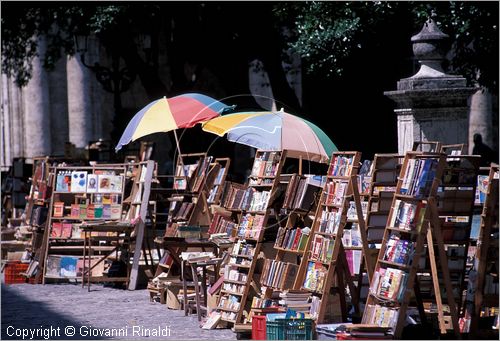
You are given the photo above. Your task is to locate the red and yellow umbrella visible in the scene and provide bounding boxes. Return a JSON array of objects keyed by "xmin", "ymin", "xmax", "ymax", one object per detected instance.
[{"xmin": 115, "ymin": 93, "xmax": 231, "ymax": 152}]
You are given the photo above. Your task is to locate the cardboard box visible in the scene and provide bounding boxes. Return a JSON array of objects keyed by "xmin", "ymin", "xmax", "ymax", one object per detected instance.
[
  {"xmin": 207, "ymin": 292, "xmax": 219, "ymax": 312},
  {"xmin": 166, "ymin": 283, "xmax": 182, "ymax": 310}
]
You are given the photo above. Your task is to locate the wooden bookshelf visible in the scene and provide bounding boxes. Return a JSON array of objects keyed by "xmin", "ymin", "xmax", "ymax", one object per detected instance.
[
  {"xmin": 165, "ymin": 153, "xmax": 214, "ymax": 237},
  {"xmin": 207, "ymin": 158, "xmax": 231, "ymax": 206},
  {"xmin": 214, "ymin": 150, "xmax": 287, "ymax": 326},
  {"xmin": 294, "ymin": 151, "xmax": 373, "ymax": 323},
  {"xmin": 244, "ymin": 171, "xmax": 324, "ymax": 318},
  {"xmin": 467, "ymin": 164, "xmax": 499, "ymax": 336},
  {"xmin": 42, "ymin": 164, "xmax": 128, "ymax": 284},
  {"xmin": 20, "ymin": 157, "xmax": 54, "ymax": 282},
  {"xmin": 364, "ymin": 154, "xmax": 403, "ymax": 249},
  {"xmin": 123, "ymin": 160, "xmax": 156, "ymax": 290},
  {"xmin": 361, "ymin": 151, "xmax": 462, "ymax": 339},
  {"xmin": 415, "ymin": 155, "xmax": 480, "ymax": 319}
]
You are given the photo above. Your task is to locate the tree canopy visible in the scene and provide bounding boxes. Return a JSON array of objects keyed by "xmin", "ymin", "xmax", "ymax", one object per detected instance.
[{"xmin": 274, "ymin": 1, "xmax": 499, "ymax": 90}]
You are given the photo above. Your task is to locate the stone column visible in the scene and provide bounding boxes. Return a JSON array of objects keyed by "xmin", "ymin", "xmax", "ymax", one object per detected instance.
[
  {"xmin": 469, "ymin": 88, "xmax": 494, "ymax": 154},
  {"xmin": 67, "ymin": 52, "xmax": 92, "ymax": 148},
  {"xmin": 9, "ymin": 77, "xmax": 24, "ymax": 159},
  {"xmin": 23, "ymin": 37, "xmax": 52, "ymax": 158},
  {"xmin": 384, "ymin": 19, "xmax": 475, "ymax": 154},
  {"xmin": 1, "ymin": 74, "xmax": 12, "ymax": 168},
  {"xmin": 48, "ymin": 51, "xmax": 69, "ymax": 156}
]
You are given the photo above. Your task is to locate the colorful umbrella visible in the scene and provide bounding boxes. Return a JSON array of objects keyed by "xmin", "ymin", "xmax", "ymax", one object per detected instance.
[
  {"xmin": 201, "ymin": 110, "xmax": 337, "ymax": 163},
  {"xmin": 115, "ymin": 93, "xmax": 231, "ymax": 152}
]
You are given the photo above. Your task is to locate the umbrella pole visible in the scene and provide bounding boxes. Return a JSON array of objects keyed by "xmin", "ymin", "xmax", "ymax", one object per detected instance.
[{"xmin": 173, "ymin": 129, "xmax": 191, "ymax": 192}]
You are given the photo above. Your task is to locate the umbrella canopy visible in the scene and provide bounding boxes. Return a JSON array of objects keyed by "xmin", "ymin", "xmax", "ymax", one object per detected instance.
[
  {"xmin": 202, "ymin": 111, "xmax": 337, "ymax": 163},
  {"xmin": 115, "ymin": 93, "xmax": 231, "ymax": 152}
]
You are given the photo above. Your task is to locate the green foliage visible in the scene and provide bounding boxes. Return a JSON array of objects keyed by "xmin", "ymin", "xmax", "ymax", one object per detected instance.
[
  {"xmin": 1, "ymin": 4, "xmax": 160, "ymax": 87},
  {"xmin": 274, "ymin": 1, "xmax": 498, "ymax": 90}
]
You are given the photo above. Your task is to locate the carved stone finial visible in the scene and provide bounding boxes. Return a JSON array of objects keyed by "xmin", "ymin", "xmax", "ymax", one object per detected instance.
[{"xmin": 410, "ymin": 18, "xmax": 449, "ymax": 78}]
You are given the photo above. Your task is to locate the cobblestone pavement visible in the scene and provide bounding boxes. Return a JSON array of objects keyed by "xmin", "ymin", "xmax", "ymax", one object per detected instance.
[{"xmin": 2, "ymin": 284, "xmax": 237, "ymax": 340}]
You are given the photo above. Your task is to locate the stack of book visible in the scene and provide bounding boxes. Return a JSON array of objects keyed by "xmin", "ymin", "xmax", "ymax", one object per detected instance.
[
  {"xmin": 328, "ymin": 155, "xmax": 356, "ymax": 177},
  {"xmin": 222, "ymin": 184, "xmax": 248, "ymax": 210},
  {"xmin": 283, "ymin": 175, "xmax": 323, "ymax": 211},
  {"xmin": 223, "ymin": 265, "xmax": 248, "ymax": 282},
  {"xmin": 250, "ymin": 151, "xmax": 281, "ymax": 178},
  {"xmin": 319, "ymin": 208, "xmax": 342, "ymax": 234},
  {"xmin": 171, "ymin": 202, "xmax": 194, "ymax": 221},
  {"xmin": 303, "ymin": 261, "xmax": 328, "ymax": 293},
  {"xmin": 260, "ymin": 260, "xmax": 298, "ymax": 290},
  {"xmin": 362, "ymin": 305, "xmax": 400, "ymax": 329},
  {"xmin": 370, "ymin": 267, "xmax": 408, "ymax": 302},
  {"xmin": 310, "ymin": 235, "xmax": 335, "ymax": 263},
  {"xmin": 400, "ymin": 158, "xmax": 438, "ymax": 198},
  {"xmin": 218, "ymin": 294, "xmax": 241, "ymax": 311},
  {"xmin": 237, "ymin": 214, "xmax": 265, "ymax": 239},
  {"xmin": 173, "ymin": 163, "xmax": 198, "ymax": 190},
  {"xmin": 207, "ymin": 167, "xmax": 226, "ymax": 203},
  {"xmin": 389, "ymin": 200, "xmax": 426, "ymax": 231},
  {"xmin": 208, "ymin": 212, "xmax": 237, "ymax": 236},
  {"xmin": 346, "ymin": 201, "xmax": 368, "ymax": 221},
  {"xmin": 231, "ymin": 239, "xmax": 256, "ymax": 257},
  {"xmin": 275, "ymin": 226, "xmax": 310, "ymax": 252},
  {"xmin": 382, "ymin": 234, "xmax": 415, "ymax": 266},
  {"xmin": 342, "ymin": 225, "xmax": 362, "ymax": 247},
  {"xmin": 278, "ymin": 290, "xmax": 312, "ymax": 314},
  {"xmin": 191, "ymin": 156, "xmax": 213, "ymax": 193},
  {"xmin": 241, "ymin": 189, "xmax": 270, "ymax": 212},
  {"xmin": 345, "ymin": 249, "xmax": 362, "ymax": 276},
  {"xmin": 324, "ymin": 180, "xmax": 348, "ymax": 206}
]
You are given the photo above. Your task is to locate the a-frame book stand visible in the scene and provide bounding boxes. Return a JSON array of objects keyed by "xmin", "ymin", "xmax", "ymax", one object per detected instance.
[
  {"xmin": 362, "ymin": 151, "xmax": 462, "ymax": 339},
  {"xmin": 124, "ymin": 160, "xmax": 155, "ymax": 290},
  {"xmin": 166, "ymin": 153, "xmax": 213, "ymax": 236},
  {"xmin": 215, "ymin": 150, "xmax": 287, "ymax": 326},
  {"xmin": 468, "ymin": 164, "xmax": 499, "ymax": 337},
  {"xmin": 207, "ymin": 158, "xmax": 231, "ymax": 206},
  {"xmin": 250, "ymin": 160, "xmax": 324, "ymax": 317},
  {"xmin": 420, "ymin": 155, "xmax": 480, "ymax": 328},
  {"xmin": 295, "ymin": 151, "xmax": 372, "ymax": 323},
  {"xmin": 364, "ymin": 154, "xmax": 404, "ymax": 275}
]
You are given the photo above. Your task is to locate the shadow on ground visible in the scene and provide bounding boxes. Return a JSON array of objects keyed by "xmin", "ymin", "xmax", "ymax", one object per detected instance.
[{"xmin": 1, "ymin": 284, "xmax": 108, "ymax": 340}]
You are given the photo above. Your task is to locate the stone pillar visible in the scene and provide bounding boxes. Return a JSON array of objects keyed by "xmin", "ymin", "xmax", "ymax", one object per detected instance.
[
  {"xmin": 469, "ymin": 88, "xmax": 494, "ymax": 154},
  {"xmin": 384, "ymin": 18, "xmax": 475, "ymax": 154},
  {"xmin": 9, "ymin": 77, "xmax": 24, "ymax": 159},
  {"xmin": 23, "ymin": 37, "xmax": 52, "ymax": 158},
  {"xmin": 1, "ymin": 74, "xmax": 12, "ymax": 168},
  {"xmin": 67, "ymin": 52, "xmax": 92, "ymax": 148},
  {"xmin": 48, "ymin": 51, "xmax": 69, "ymax": 156}
]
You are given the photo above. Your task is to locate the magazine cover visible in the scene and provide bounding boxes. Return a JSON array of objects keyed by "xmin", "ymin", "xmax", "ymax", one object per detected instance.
[
  {"xmin": 70, "ymin": 171, "xmax": 88, "ymax": 192},
  {"xmin": 87, "ymin": 174, "xmax": 99, "ymax": 193}
]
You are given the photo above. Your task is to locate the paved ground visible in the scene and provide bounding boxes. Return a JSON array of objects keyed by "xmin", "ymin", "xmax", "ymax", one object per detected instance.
[{"xmin": 2, "ymin": 283, "xmax": 237, "ymax": 340}]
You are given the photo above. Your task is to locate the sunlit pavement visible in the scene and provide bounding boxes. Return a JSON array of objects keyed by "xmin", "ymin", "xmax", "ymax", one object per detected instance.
[{"xmin": 1, "ymin": 284, "xmax": 236, "ymax": 340}]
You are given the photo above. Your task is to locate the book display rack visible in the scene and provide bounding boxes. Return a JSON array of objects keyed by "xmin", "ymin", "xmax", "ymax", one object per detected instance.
[
  {"xmin": 165, "ymin": 153, "xmax": 214, "ymax": 237},
  {"xmin": 245, "ymin": 171, "xmax": 324, "ymax": 319},
  {"xmin": 294, "ymin": 152, "xmax": 372, "ymax": 323},
  {"xmin": 42, "ymin": 165, "xmax": 127, "ymax": 284},
  {"xmin": 361, "ymin": 151, "xmax": 464, "ymax": 339},
  {"xmin": 22, "ymin": 157, "xmax": 54, "ymax": 282},
  {"xmin": 467, "ymin": 164, "xmax": 499, "ymax": 336},
  {"xmin": 214, "ymin": 150, "xmax": 286, "ymax": 327},
  {"xmin": 364, "ymin": 155, "xmax": 404, "ymax": 254},
  {"xmin": 207, "ymin": 158, "xmax": 231, "ymax": 206},
  {"xmin": 416, "ymin": 155, "xmax": 480, "ymax": 328},
  {"xmin": 122, "ymin": 160, "xmax": 156, "ymax": 290}
]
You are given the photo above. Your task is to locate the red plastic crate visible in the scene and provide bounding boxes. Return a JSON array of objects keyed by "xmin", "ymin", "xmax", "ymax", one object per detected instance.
[
  {"xmin": 252, "ymin": 315, "xmax": 267, "ymax": 340},
  {"xmin": 3, "ymin": 262, "xmax": 29, "ymax": 284}
]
